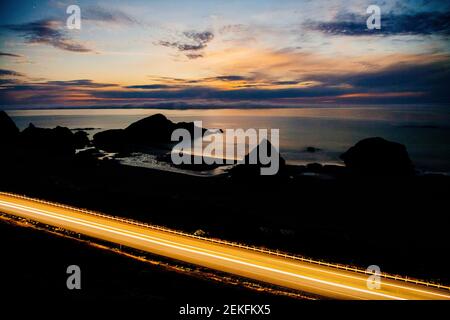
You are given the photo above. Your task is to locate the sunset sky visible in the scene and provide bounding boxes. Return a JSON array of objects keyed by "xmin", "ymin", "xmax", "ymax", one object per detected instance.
[{"xmin": 0, "ymin": 0, "xmax": 449, "ymax": 109}]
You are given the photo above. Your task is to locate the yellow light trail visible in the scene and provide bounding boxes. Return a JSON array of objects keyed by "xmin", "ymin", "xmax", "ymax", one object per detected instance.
[{"xmin": 1, "ymin": 193, "xmax": 449, "ymax": 300}]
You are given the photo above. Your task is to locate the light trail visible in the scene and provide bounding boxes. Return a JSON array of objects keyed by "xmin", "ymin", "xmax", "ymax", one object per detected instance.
[{"xmin": 1, "ymin": 193, "xmax": 449, "ymax": 300}]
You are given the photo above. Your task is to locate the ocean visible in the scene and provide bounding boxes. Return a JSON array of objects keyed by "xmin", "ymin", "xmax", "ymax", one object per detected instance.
[{"xmin": 7, "ymin": 106, "xmax": 450, "ymax": 174}]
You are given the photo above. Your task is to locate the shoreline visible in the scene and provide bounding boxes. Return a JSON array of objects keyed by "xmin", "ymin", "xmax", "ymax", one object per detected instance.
[{"xmin": 7, "ymin": 107, "xmax": 450, "ymax": 174}]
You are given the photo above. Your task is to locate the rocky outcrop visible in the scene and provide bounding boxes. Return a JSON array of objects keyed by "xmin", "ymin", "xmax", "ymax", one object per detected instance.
[
  {"xmin": 93, "ymin": 113, "xmax": 208, "ymax": 152},
  {"xmin": 0, "ymin": 111, "xmax": 19, "ymax": 144},
  {"xmin": 124, "ymin": 113, "xmax": 176, "ymax": 144},
  {"xmin": 73, "ymin": 130, "xmax": 90, "ymax": 149},
  {"xmin": 229, "ymin": 139, "xmax": 286, "ymax": 177},
  {"xmin": 92, "ymin": 129, "xmax": 127, "ymax": 152},
  {"xmin": 305, "ymin": 146, "xmax": 320, "ymax": 153},
  {"xmin": 340, "ymin": 137, "xmax": 414, "ymax": 176},
  {"xmin": 20, "ymin": 123, "xmax": 89, "ymax": 157}
]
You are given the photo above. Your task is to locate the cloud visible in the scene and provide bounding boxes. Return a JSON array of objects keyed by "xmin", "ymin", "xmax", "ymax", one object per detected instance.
[
  {"xmin": 0, "ymin": 79, "xmax": 21, "ymax": 85},
  {"xmin": 1, "ymin": 79, "xmax": 117, "ymax": 91},
  {"xmin": 125, "ymin": 75, "xmax": 258, "ymax": 91},
  {"xmin": 89, "ymin": 60, "xmax": 450, "ymax": 104},
  {"xmin": 45, "ymin": 79, "xmax": 117, "ymax": 88},
  {"xmin": 4, "ymin": 19, "xmax": 93, "ymax": 52},
  {"xmin": 125, "ymin": 84, "xmax": 179, "ymax": 90},
  {"xmin": 306, "ymin": 11, "xmax": 450, "ymax": 36},
  {"xmin": 185, "ymin": 53, "xmax": 204, "ymax": 59},
  {"xmin": 184, "ymin": 31, "xmax": 214, "ymax": 44},
  {"xmin": 2, "ymin": 61, "xmax": 449, "ymax": 108},
  {"xmin": 83, "ymin": 6, "xmax": 139, "ymax": 25},
  {"xmin": 309, "ymin": 60, "xmax": 450, "ymax": 94},
  {"xmin": 159, "ymin": 39, "xmax": 207, "ymax": 51},
  {"xmin": 0, "ymin": 52, "xmax": 23, "ymax": 58},
  {"xmin": 86, "ymin": 86, "xmax": 348, "ymax": 100},
  {"xmin": 146, "ymin": 74, "xmax": 251, "ymax": 84},
  {"xmin": 0, "ymin": 69, "xmax": 25, "ymax": 77},
  {"xmin": 0, "ymin": 78, "xmax": 119, "ymax": 107},
  {"xmin": 271, "ymin": 80, "xmax": 300, "ymax": 85},
  {"xmin": 210, "ymin": 75, "xmax": 248, "ymax": 81},
  {"xmin": 158, "ymin": 30, "xmax": 214, "ymax": 59},
  {"xmin": 138, "ymin": 74, "xmax": 318, "ymax": 90}
]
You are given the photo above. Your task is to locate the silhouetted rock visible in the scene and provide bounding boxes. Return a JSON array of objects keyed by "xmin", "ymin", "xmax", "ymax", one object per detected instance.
[
  {"xmin": 340, "ymin": 137, "xmax": 414, "ymax": 176},
  {"xmin": 125, "ymin": 113, "xmax": 175, "ymax": 144},
  {"xmin": 93, "ymin": 113, "xmax": 209, "ymax": 152},
  {"xmin": 93, "ymin": 129, "xmax": 127, "ymax": 151},
  {"xmin": 0, "ymin": 111, "xmax": 19, "ymax": 144},
  {"xmin": 305, "ymin": 146, "xmax": 320, "ymax": 153},
  {"xmin": 74, "ymin": 130, "xmax": 90, "ymax": 149},
  {"xmin": 230, "ymin": 139, "xmax": 286, "ymax": 177},
  {"xmin": 306, "ymin": 163, "xmax": 323, "ymax": 172},
  {"xmin": 20, "ymin": 123, "xmax": 79, "ymax": 157}
]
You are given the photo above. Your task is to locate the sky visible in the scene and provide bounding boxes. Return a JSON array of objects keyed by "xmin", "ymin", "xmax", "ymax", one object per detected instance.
[{"xmin": 0, "ymin": 0, "xmax": 449, "ymax": 109}]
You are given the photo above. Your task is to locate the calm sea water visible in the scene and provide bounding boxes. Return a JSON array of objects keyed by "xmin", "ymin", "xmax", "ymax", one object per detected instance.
[{"xmin": 7, "ymin": 106, "xmax": 450, "ymax": 173}]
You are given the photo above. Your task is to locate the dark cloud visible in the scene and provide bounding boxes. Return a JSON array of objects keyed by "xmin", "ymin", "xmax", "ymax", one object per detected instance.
[
  {"xmin": 159, "ymin": 41, "xmax": 206, "ymax": 51},
  {"xmin": 1, "ymin": 79, "xmax": 117, "ymax": 91},
  {"xmin": 272, "ymin": 80, "xmax": 300, "ymax": 85},
  {"xmin": 84, "ymin": 6, "xmax": 139, "ymax": 25},
  {"xmin": 89, "ymin": 61, "xmax": 450, "ymax": 103},
  {"xmin": 185, "ymin": 53, "xmax": 204, "ymax": 59},
  {"xmin": 2, "ymin": 62, "xmax": 449, "ymax": 107},
  {"xmin": 45, "ymin": 79, "xmax": 117, "ymax": 88},
  {"xmin": 89, "ymin": 86, "xmax": 340, "ymax": 100},
  {"xmin": 147, "ymin": 76, "xmax": 192, "ymax": 83},
  {"xmin": 0, "ymin": 52, "xmax": 23, "ymax": 58},
  {"xmin": 310, "ymin": 60, "xmax": 450, "ymax": 94},
  {"xmin": 211, "ymin": 75, "xmax": 248, "ymax": 81},
  {"xmin": 139, "ymin": 74, "xmax": 300, "ymax": 87},
  {"xmin": 307, "ymin": 11, "xmax": 450, "ymax": 36},
  {"xmin": 4, "ymin": 19, "xmax": 93, "ymax": 52},
  {"xmin": 153, "ymin": 75, "xmax": 251, "ymax": 83},
  {"xmin": 0, "ymin": 78, "xmax": 119, "ymax": 107},
  {"xmin": 123, "ymin": 75, "xmax": 252, "ymax": 90},
  {"xmin": 0, "ymin": 79, "xmax": 21, "ymax": 85},
  {"xmin": 183, "ymin": 31, "xmax": 214, "ymax": 43},
  {"xmin": 158, "ymin": 30, "xmax": 214, "ymax": 59},
  {"xmin": 125, "ymin": 84, "xmax": 179, "ymax": 90},
  {"xmin": 0, "ymin": 69, "xmax": 24, "ymax": 77}
]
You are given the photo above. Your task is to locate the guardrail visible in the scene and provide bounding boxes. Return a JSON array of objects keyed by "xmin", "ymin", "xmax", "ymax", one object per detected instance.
[{"xmin": 1, "ymin": 190, "xmax": 449, "ymax": 291}]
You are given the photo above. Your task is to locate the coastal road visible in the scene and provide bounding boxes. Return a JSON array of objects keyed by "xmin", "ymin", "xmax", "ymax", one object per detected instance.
[{"xmin": 1, "ymin": 193, "xmax": 449, "ymax": 300}]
